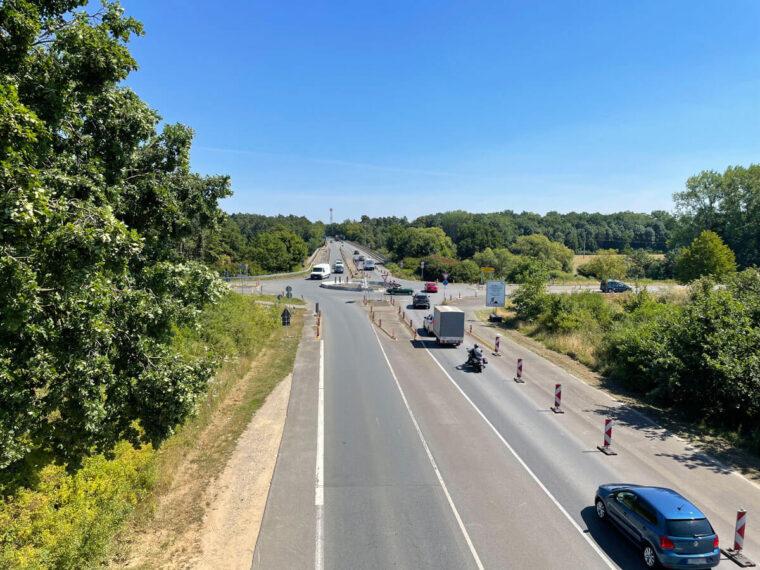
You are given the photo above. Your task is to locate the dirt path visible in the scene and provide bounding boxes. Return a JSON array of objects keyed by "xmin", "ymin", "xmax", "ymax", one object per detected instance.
[{"xmin": 195, "ymin": 374, "xmax": 292, "ymax": 569}]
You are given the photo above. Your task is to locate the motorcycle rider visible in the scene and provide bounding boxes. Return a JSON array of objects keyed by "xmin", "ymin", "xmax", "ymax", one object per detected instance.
[{"xmin": 468, "ymin": 344, "xmax": 484, "ymax": 365}]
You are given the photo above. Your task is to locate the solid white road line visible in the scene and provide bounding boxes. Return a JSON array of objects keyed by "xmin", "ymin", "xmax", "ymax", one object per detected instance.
[
  {"xmin": 371, "ymin": 325, "xmax": 485, "ymax": 570},
  {"xmin": 315, "ymin": 339, "xmax": 325, "ymax": 570},
  {"xmin": 424, "ymin": 347, "xmax": 617, "ymax": 570}
]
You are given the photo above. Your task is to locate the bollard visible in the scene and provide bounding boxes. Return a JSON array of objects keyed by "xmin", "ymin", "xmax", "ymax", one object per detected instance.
[
  {"xmin": 722, "ymin": 509, "xmax": 757, "ymax": 566},
  {"xmin": 513, "ymin": 358, "xmax": 524, "ymax": 383},
  {"xmin": 459, "ymin": 291, "xmax": 461, "ymax": 299},
  {"xmin": 469, "ymin": 324, "xmax": 473, "ymax": 334},
  {"xmin": 551, "ymin": 384, "xmax": 564, "ymax": 413},
  {"xmin": 316, "ymin": 302, "xmax": 320, "ymax": 315},
  {"xmin": 493, "ymin": 335, "xmax": 501, "ymax": 356},
  {"xmin": 379, "ymin": 318, "xmax": 382, "ymax": 328},
  {"xmin": 597, "ymin": 419, "xmax": 617, "ymax": 455}
]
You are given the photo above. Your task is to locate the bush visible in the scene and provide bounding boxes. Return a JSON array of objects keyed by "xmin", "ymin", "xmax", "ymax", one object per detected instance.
[
  {"xmin": 0, "ymin": 442, "xmax": 154, "ymax": 569},
  {"xmin": 541, "ymin": 291, "xmax": 620, "ymax": 334}
]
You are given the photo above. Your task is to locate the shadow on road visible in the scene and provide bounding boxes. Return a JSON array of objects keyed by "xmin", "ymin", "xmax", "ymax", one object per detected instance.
[
  {"xmin": 584, "ymin": 403, "xmax": 736, "ymax": 476},
  {"xmin": 580, "ymin": 506, "xmax": 645, "ymax": 569}
]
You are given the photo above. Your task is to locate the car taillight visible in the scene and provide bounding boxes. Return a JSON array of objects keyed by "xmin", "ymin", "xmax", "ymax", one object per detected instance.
[
  {"xmin": 660, "ymin": 536, "xmax": 675, "ymax": 550},
  {"xmin": 713, "ymin": 535, "xmax": 719, "ymax": 548}
]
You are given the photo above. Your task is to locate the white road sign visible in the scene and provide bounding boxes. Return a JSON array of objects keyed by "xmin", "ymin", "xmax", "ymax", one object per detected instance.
[{"xmin": 486, "ymin": 280, "xmax": 506, "ymax": 308}]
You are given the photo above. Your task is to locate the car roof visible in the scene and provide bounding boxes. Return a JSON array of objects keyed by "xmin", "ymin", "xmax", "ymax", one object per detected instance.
[{"xmin": 628, "ymin": 486, "xmax": 706, "ymax": 519}]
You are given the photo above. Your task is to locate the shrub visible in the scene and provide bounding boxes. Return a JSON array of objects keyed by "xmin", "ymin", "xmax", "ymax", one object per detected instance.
[{"xmin": 0, "ymin": 442, "xmax": 154, "ymax": 569}]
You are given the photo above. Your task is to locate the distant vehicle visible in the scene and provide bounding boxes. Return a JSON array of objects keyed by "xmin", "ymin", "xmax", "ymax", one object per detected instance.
[
  {"xmin": 386, "ymin": 285, "xmax": 414, "ymax": 296},
  {"xmin": 424, "ymin": 282, "xmax": 438, "ymax": 293},
  {"xmin": 333, "ymin": 265, "xmax": 344, "ymax": 274},
  {"xmin": 310, "ymin": 263, "xmax": 331, "ymax": 280},
  {"xmin": 357, "ymin": 255, "xmax": 365, "ymax": 262},
  {"xmin": 412, "ymin": 293, "xmax": 430, "ymax": 309},
  {"xmin": 335, "ymin": 260, "xmax": 344, "ymax": 266},
  {"xmin": 595, "ymin": 484, "xmax": 720, "ymax": 569},
  {"xmin": 353, "ymin": 249, "xmax": 359, "ymax": 255},
  {"xmin": 429, "ymin": 306, "xmax": 465, "ymax": 346},
  {"xmin": 363, "ymin": 259, "xmax": 375, "ymax": 271},
  {"xmin": 601, "ymin": 279, "xmax": 632, "ymax": 293}
]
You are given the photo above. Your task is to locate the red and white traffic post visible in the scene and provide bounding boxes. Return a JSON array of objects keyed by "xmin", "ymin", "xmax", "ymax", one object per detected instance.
[
  {"xmin": 493, "ymin": 334, "xmax": 502, "ymax": 357},
  {"xmin": 597, "ymin": 418, "xmax": 617, "ymax": 455},
  {"xmin": 722, "ymin": 509, "xmax": 757, "ymax": 567},
  {"xmin": 551, "ymin": 383, "xmax": 564, "ymax": 414},
  {"xmin": 513, "ymin": 358, "xmax": 524, "ymax": 383}
]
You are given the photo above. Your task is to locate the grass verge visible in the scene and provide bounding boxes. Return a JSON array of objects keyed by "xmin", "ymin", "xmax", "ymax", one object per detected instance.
[{"xmin": 109, "ymin": 301, "xmax": 304, "ymax": 568}]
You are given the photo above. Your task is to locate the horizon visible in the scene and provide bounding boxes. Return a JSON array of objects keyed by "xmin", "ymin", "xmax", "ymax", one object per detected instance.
[{"xmin": 123, "ymin": 0, "xmax": 760, "ymax": 222}]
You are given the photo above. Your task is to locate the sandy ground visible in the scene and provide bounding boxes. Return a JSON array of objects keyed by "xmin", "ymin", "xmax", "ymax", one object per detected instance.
[{"xmin": 194, "ymin": 374, "xmax": 292, "ymax": 570}]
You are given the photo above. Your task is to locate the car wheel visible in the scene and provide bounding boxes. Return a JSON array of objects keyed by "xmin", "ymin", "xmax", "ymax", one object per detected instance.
[
  {"xmin": 642, "ymin": 543, "xmax": 661, "ymax": 569},
  {"xmin": 595, "ymin": 498, "xmax": 607, "ymax": 520}
]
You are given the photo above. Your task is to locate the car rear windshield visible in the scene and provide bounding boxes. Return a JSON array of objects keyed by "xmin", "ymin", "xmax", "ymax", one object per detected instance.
[{"xmin": 666, "ymin": 519, "xmax": 713, "ymax": 537}]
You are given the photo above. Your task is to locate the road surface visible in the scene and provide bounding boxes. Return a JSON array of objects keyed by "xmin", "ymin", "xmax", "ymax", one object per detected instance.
[{"xmin": 252, "ymin": 240, "xmax": 759, "ymax": 569}]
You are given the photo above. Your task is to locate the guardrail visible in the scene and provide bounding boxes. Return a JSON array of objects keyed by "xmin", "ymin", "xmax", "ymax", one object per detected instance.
[
  {"xmin": 342, "ymin": 240, "xmax": 388, "ymax": 264},
  {"xmin": 242, "ymin": 245, "xmax": 327, "ymax": 280}
]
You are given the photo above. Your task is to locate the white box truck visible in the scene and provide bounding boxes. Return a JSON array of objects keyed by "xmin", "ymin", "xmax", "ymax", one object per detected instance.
[{"xmin": 429, "ymin": 306, "xmax": 465, "ymax": 346}]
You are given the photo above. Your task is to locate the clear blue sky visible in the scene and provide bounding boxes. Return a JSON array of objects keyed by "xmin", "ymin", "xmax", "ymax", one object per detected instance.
[{"xmin": 122, "ymin": 0, "xmax": 760, "ymax": 222}]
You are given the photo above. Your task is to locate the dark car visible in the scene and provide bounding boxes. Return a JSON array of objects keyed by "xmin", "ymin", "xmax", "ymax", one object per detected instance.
[
  {"xmin": 595, "ymin": 484, "xmax": 720, "ymax": 569},
  {"xmin": 412, "ymin": 293, "xmax": 430, "ymax": 309},
  {"xmin": 387, "ymin": 285, "xmax": 414, "ymax": 295},
  {"xmin": 333, "ymin": 265, "xmax": 344, "ymax": 274},
  {"xmin": 601, "ymin": 279, "xmax": 632, "ymax": 293}
]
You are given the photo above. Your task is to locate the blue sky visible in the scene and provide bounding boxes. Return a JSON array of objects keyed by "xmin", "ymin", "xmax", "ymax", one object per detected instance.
[{"xmin": 122, "ymin": 0, "xmax": 760, "ymax": 222}]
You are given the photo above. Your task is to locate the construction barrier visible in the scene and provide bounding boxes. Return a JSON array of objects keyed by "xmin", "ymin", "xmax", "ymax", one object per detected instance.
[
  {"xmin": 551, "ymin": 383, "xmax": 564, "ymax": 414},
  {"xmin": 514, "ymin": 358, "xmax": 524, "ymax": 383},
  {"xmin": 597, "ymin": 418, "xmax": 617, "ymax": 455},
  {"xmin": 722, "ymin": 509, "xmax": 757, "ymax": 567}
]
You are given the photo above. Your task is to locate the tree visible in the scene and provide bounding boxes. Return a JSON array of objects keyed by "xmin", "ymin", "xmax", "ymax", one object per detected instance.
[
  {"xmin": 449, "ymin": 260, "xmax": 481, "ymax": 283},
  {"xmin": 673, "ymin": 165, "xmax": 760, "ymax": 267},
  {"xmin": 511, "ymin": 261, "xmax": 549, "ymax": 321},
  {"xmin": 509, "ymin": 234, "xmax": 573, "ymax": 272},
  {"xmin": 577, "ymin": 250, "xmax": 629, "ymax": 280},
  {"xmin": 674, "ymin": 230, "xmax": 736, "ymax": 283},
  {"xmin": 0, "ymin": 1, "xmax": 229, "ymax": 469}
]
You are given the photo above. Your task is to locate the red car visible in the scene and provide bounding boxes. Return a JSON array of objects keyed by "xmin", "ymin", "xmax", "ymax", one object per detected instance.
[{"xmin": 424, "ymin": 282, "xmax": 438, "ymax": 293}]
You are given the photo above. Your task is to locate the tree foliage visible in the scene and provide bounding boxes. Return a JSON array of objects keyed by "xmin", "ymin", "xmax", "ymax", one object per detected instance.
[
  {"xmin": 674, "ymin": 165, "xmax": 760, "ymax": 268},
  {"xmin": 674, "ymin": 230, "xmax": 736, "ymax": 284},
  {"xmin": 0, "ymin": 0, "xmax": 230, "ymax": 469}
]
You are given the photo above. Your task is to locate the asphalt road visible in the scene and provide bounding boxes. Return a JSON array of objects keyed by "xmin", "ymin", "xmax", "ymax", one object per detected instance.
[{"xmin": 252, "ymin": 240, "xmax": 759, "ymax": 569}]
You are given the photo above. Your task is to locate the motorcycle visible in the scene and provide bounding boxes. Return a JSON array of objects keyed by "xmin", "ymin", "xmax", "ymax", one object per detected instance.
[{"xmin": 465, "ymin": 347, "xmax": 487, "ymax": 372}]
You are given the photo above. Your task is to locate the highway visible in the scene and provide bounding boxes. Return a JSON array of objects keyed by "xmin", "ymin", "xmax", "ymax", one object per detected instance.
[{"xmin": 252, "ymin": 240, "xmax": 760, "ymax": 569}]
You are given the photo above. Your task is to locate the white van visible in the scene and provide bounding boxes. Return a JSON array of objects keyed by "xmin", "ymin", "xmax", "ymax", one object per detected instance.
[{"xmin": 310, "ymin": 263, "xmax": 331, "ymax": 280}]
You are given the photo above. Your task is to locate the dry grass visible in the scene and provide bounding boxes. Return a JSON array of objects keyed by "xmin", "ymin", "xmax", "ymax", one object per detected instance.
[{"xmin": 109, "ymin": 311, "xmax": 305, "ymax": 569}]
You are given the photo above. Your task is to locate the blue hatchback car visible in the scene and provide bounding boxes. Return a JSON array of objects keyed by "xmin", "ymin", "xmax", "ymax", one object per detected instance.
[{"xmin": 595, "ymin": 484, "xmax": 720, "ymax": 569}]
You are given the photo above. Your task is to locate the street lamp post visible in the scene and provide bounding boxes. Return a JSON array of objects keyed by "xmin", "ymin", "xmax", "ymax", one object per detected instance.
[{"xmin": 420, "ymin": 261, "xmax": 425, "ymax": 282}]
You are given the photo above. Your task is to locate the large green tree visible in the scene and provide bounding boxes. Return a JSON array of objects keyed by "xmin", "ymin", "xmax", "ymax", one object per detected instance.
[
  {"xmin": 0, "ymin": 0, "xmax": 230, "ymax": 468},
  {"xmin": 674, "ymin": 230, "xmax": 736, "ymax": 283}
]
